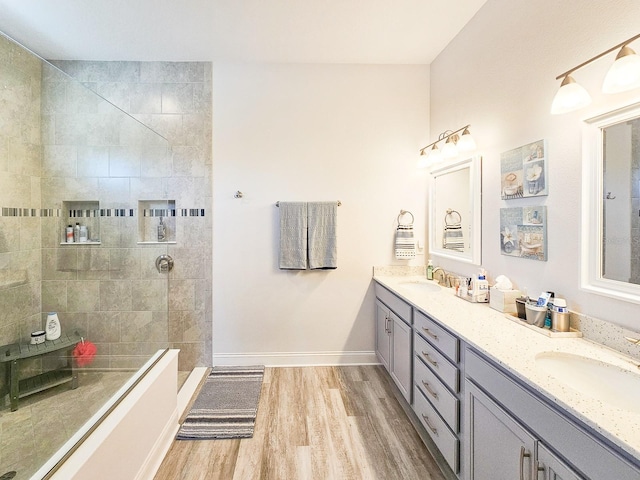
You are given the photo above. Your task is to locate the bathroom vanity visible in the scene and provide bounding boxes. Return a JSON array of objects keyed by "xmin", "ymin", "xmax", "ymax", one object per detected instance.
[{"xmin": 374, "ymin": 275, "xmax": 640, "ymax": 480}]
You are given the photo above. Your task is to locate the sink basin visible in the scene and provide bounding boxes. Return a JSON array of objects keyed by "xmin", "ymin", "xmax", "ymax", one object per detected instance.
[
  {"xmin": 397, "ymin": 280, "xmax": 440, "ymax": 293},
  {"xmin": 535, "ymin": 352, "xmax": 640, "ymax": 412}
]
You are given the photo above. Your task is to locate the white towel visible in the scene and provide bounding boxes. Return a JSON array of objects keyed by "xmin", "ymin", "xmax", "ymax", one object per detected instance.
[
  {"xmin": 279, "ymin": 202, "xmax": 308, "ymax": 269},
  {"xmin": 308, "ymin": 202, "xmax": 337, "ymax": 269},
  {"xmin": 395, "ymin": 224, "xmax": 416, "ymax": 259}
]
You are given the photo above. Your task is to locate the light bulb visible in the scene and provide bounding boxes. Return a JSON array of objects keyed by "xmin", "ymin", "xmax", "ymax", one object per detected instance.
[
  {"xmin": 429, "ymin": 145, "xmax": 442, "ymax": 164},
  {"xmin": 603, "ymin": 45, "xmax": 640, "ymax": 94},
  {"xmin": 551, "ymin": 75, "xmax": 592, "ymax": 115},
  {"xmin": 457, "ymin": 128, "xmax": 477, "ymax": 152},
  {"xmin": 442, "ymin": 138, "xmax": 458, "ymax": 159},
  {"xmin": 417, "ymin": 151, "xmax": 430, "ymax": 169}
]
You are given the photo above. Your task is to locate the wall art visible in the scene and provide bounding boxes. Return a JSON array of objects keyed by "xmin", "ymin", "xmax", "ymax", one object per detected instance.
[
  {"xmin": 500, "ymin": 139, "xmax": 547, "ymax": 199},
  {"xmin": 500, "ymin": 206, "xmax": 547, "ymax": 261}
]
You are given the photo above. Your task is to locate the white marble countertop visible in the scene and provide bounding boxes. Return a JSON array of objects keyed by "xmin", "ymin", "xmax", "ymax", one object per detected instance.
[{"xmin": 373, "ymin": 274, "xmax": 640, "ymax": 461}]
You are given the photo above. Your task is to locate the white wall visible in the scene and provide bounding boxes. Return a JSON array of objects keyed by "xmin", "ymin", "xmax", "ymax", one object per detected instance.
[
  {"xmin": 212, "ymin": 64, "xmax": 430, "ymax": 364},
  {"xmin": 430, "ymin": 0, "xmax": 640, "ymax": 330}
]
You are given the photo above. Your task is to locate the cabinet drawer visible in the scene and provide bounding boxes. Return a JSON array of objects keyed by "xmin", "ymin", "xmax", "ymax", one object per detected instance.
[
  {"xmin": 414, "ymin": 332, "xmax": 459, "ymax": 393},
  {"xmin": 375, "ymin": 283, "xmax": 412, "ymax": 323},
  {"xmin": 414, "ymin": 385, "xmax": 459, "ymax": 473},
  {"xmin": 414, "ymin": 356, "xmax": 459, "ymax": 432},
  {"xmin": 414, "ymin": 310, "xmax": 458, "ymax": 362}
]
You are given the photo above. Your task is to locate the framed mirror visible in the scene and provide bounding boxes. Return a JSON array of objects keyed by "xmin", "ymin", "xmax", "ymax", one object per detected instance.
[
  {"xmin": 428, "ymin": 156, "xmax": 482, "ymax": 265},
  {"xmin": 582, "ymin": 101, "xmax": 640, "ymax": 304}
]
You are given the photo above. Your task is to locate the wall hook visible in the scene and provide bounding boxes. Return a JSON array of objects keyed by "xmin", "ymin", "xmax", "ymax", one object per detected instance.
[{"xmin": 234, "ymin": 191, "xmax": 244, "ymax": 199}]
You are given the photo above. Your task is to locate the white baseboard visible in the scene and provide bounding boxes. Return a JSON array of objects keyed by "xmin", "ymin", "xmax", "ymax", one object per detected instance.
[{"xmin": 213, "ymin": 350, "xmax": 378, "ymax": 367}]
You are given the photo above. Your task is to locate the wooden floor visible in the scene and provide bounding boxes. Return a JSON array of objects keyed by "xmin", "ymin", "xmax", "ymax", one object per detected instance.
[{"xmin": 154, "ymin": 365, "xmax": 446, "ymax": 480}]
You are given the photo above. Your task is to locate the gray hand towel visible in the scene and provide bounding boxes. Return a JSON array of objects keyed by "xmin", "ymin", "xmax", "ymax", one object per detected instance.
[
  {"xmin": 307, "ymin": 202, "xmax": 337, "ymax": 270},
  {"xmin": 279, "ymin": 202, "xmax": 308, "ymax": 269}
]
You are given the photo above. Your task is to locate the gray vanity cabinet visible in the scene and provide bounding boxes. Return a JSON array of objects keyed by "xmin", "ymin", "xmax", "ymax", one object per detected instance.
[
  {"xmin": 412, "ymin": 310, "xmax": 462, "ymax": 474},
  {"xmin": 536, "ymin": 444, "xmax": 582, "ymax": 480},
  {"xmin": 467, "ymin": 380, "xmax": 537, "ymax": 479},
  {"xmin": 375, "ymin": 300, "xmax": 391, "ymax": 370},
  {"xmin": 465, "ymin": 348, "xmax": 640, "ymax": 480},
  {"xmin": 375, "ymin": 285, "xmax": 413, "ymax": 403}
]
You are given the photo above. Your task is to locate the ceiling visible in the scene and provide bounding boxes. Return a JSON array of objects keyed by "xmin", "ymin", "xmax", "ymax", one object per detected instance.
[{"xmin": 0, "ymin": 0, "xmax": 486, "ymax": 64}]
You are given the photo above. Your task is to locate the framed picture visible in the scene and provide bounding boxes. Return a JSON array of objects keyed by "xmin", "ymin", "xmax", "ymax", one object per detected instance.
[
  {"xmin": 500, "ymin": 139, "xmax": 547, "ymax": 199},
  {"xmin": 500, "ymin": 206, "xmax": 547, "ymax": 261}
]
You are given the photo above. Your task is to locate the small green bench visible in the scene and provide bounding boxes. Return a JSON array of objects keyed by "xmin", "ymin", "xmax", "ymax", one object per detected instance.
[{"xmin": 1, "ymin": 330, "xmax": 82, "ymax": 411}]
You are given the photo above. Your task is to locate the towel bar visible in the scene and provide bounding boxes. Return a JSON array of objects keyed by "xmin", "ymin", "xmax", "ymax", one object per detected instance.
[{"xmin": 276, "ymin": 201, "xmax": 341, "ymax": 207}]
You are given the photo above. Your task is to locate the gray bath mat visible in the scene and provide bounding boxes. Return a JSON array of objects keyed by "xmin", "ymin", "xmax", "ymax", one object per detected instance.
[{"xmin": 176, "ymin": 365, "xmax": 264, "ymax": 440}]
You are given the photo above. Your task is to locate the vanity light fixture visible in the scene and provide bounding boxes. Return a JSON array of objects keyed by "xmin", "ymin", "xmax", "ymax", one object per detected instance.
[
  {"xmin": 417, "ymin": 125, "xmax": 475, "ymax": 169},
  {"xmin": 551, "ymin": 33, "xmax": 640, "ymax": 115}
]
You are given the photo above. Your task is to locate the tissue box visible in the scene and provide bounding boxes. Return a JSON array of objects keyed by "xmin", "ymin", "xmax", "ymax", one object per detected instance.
[{"xmin": 489, "ymin": 287, "xmax": 522, "ymax": 313}]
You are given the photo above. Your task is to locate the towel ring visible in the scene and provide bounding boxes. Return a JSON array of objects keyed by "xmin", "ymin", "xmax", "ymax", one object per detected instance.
[
  {"xmin": 397, "ymin": 210, "xmax": 414, "ymax": 225},
  {"xmin": 444, "ymin": 209, "xmax": 462, "ymax": 225}
]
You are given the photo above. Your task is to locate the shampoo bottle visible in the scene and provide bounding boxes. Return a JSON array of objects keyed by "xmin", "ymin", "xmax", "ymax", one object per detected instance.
[
  {"xmin": 45, "ymin": 312, "xmax": 61, "ymax": 341},
  {"xmin": 158, "ymin": 216, "xmax": 166, "ymax": 242}
]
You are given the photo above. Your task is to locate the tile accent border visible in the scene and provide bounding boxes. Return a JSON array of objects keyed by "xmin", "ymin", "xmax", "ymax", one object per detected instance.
[{"xmin": 1, "ymin": 207, "xmax": 206, "ymax": 217}]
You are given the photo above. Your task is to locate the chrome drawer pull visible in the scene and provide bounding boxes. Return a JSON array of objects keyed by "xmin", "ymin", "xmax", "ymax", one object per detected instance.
[
  {"xmin": 421, "ymin": 414, "xmax": 438, "ymax": 436},
  {"xmin": 422, "ymin": 327, "xmax": 438, "ymax": 340},
  {"xmin": 421, "ymin": 381, "xmax": 438, "ymax": 399},
  {"xmin": 421, "ymin": 351, "xmax": 438, "ymax": 367},
  {"xmin": 519, "ymin": 446, "xmax": 530, "ymax": 480}
]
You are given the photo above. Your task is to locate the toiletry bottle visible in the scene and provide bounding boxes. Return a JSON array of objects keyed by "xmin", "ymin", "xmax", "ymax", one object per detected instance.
[
  {"xmin": 66, "ymin": 225, "xmax": 74, "ymax": 243},
  {"xmin": 79, "ymin": 225, "xmax": 88, "ymax": 242},
  {"xmin": 45, "ymin": 312, "xmax": 61, "ymax": 341},
  {"xmin": 544, "ymin": 292, "xmax": 555, "ymax": 328},
  {"xmin": 73, "ymin": 222, "xmax": 80, "ymax": 242},
  {"xmin": 426, "ymin": 259, "xmax": 433, "ymax": 280},
  {"xmin": 158, "ymin": 216, "xmax": 166, "ymax": 242},
  {"xmin": 475, "ymin": 269, "xmax": 489, "ymax": 302}
]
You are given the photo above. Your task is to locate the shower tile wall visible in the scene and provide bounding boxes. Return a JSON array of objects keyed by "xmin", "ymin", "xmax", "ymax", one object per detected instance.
[
  {"xmin": 42, "ymin": 61, "xmax": 212, "ymax": 370},
  {"xmin": 0, "ymin": 34, "xmax": 43, "ymax": 389}
]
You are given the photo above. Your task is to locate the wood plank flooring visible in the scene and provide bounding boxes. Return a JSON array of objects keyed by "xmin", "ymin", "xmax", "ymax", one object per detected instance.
[{"xmin": 154, "ymin": 365, "xmax": 446, "ymax": 480}]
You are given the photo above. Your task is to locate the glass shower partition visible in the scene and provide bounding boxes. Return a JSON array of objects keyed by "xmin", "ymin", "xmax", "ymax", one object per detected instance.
[{"xmin": 0, "ymin": 32, "xmax": 172, "ymax": 479}]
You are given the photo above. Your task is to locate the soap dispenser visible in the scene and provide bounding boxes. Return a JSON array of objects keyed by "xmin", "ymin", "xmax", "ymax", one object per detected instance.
[{"xmin": 427, "ymin": 259, "xmax": 434, "ymax": 280}]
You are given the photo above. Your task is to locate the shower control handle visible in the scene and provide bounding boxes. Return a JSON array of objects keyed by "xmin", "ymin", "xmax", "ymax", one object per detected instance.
[{"xmin": 155, "ymin": 254, "xmax": 174, "ymax": 273}]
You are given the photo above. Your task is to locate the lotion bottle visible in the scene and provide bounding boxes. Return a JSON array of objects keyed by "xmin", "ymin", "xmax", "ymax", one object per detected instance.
[{"xmin": 45, "ymin": 312, "xmax": 61, "ymax": 341}]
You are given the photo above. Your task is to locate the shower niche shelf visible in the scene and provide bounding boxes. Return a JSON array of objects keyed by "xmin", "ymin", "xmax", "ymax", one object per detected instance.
[
  {"xmin": 60, "ymin": 200, "xmax": 101, "ymax": 245},
  {"xmin": 138, "ymin": 200, "xmax": 176, "ymax": 244}
]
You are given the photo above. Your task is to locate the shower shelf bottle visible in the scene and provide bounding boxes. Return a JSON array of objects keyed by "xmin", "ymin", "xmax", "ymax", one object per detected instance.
[{"xmin": 45, "ymin": 312, "xmax": 61, "ymax": 341}]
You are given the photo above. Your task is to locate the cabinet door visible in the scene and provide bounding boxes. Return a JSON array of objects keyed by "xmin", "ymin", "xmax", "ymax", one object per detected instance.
[
  {"xmin": 375, "ymin": 301, "xmax": 391, "ymax": 371},
  {"xmin": 390, "ymin": 314, "xmax": 412, "ymax": 403},
  {"xmin": 467, "ymin": 380, "xmax": 536, "ymax": 480},
  {"xmin": 536, "ymin": 443, "xmax": 584, "ymax": 480}
]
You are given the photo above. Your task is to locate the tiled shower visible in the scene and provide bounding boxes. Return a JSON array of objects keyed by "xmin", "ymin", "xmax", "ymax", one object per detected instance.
[{"xmin": 0, "ymin": 33, "xmax": 212, "ymax": 392}]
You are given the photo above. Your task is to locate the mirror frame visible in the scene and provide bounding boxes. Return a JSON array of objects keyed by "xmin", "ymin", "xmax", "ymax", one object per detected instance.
[
  {"xmin": 582, "ymin": 101, "xmax": 640, "ymax": 304},
  {"xmin": 428, "ymin": 155, "xmax": 482, "ymax": 265}
]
